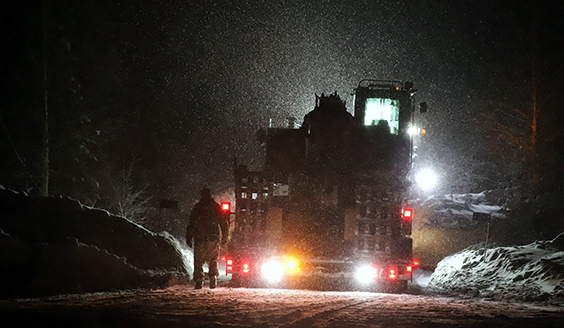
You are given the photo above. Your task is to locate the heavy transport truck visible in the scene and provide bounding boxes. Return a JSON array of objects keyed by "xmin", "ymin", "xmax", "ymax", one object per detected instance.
[{"xmin": 222, "ymin": 80, "xmax": 424, "ymax": 291}]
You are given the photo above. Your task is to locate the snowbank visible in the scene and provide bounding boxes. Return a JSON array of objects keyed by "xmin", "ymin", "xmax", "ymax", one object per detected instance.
[
  {"xmin": 415, "ymin": 191, "xmax": 507, "ymax": 227},
  {"xmin": 428, "ymin": 233, "xmax": 564, "ymax": 302},
  {"xmin": 0, "ymin": 188, "xmax": 190, "ymax": 299}
]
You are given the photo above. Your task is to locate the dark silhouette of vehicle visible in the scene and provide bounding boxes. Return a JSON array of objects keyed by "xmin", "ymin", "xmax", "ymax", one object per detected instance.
[{"xmin": 224, "ymin": 80, "xmax": 425, "ymax": 292}]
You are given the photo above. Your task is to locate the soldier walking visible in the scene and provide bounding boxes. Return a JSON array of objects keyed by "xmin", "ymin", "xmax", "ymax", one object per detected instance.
[{"xmin": 186, "ymin": 188, "xmax": 228, "ymax": 289}]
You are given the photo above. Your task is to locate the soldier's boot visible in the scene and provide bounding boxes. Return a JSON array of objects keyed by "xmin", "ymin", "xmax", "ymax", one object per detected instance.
[
  {"xmin": 210, "ymin": 276, "xmax": 217, "ymax": 289},
  {"xmin": 194, "ymin": 281, "xmax": 203, "ymax": 289}
]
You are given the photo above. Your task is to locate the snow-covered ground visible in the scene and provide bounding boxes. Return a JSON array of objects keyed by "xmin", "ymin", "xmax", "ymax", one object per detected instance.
[
  {"xmin": 428, "ymin": 234, "xmax": 564, "ymax": 302},
  {"xmin": 2, "ymin": 286, "xmax": 564, "ymax": 327}
]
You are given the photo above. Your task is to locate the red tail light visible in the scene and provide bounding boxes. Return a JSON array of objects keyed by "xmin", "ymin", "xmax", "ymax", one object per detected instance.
[
  {"xmin": 242, "ymin": 263, "xmax": 250, "ymax": 273},
  {"xmin": 221, "ymin": 202, "xmax": 231, "ymax": 212},
  {"xmin": 388, "ymin": 267, "xmax": 397, "ymax": 279},
  {"xmin": 225, "ymin": 258, "xmax": 233, "ymax": 273},
  {"xmin": 402, "ymin": 208, "xmax": 413, "ymax": 220},
  {"xmin": 401, "ymin": 207, "xmax": 413, "ymax": 235},
  {"xmin": 406, "ymin": 265, "xmax": 412, "ymax": 273},
  {"xmin": 412, "ymin": 259, "xmax": 420, "ymax": 268}
]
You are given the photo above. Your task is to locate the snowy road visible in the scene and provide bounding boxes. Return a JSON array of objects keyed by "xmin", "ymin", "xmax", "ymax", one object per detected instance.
[{"xmin": 1, "ymin": 285, "xmax": 564, "ymax": 327}]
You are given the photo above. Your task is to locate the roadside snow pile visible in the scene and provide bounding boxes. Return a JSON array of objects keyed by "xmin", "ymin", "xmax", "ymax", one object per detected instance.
[
  {"xmin": 0, "ymin": 188, "xmax": 189, "ymax": 299},
  {"xmin": 428, "ymin": 233, "xmax": 564, "ymax": 302},
  {"xmin": 415, "ymin": 191, "xmax": 507, "ymax": 227}
]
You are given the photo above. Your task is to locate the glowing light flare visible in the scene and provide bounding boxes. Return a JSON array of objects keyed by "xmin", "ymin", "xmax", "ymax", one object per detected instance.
[
  {"xmin": 282, "ymin": 255, "xmax": 301, "ymax": 274},
  {"xmin": 260, "ymin": 260, "xmax": 284, "ymax": 282},
  {"xmin": 285, "ymin": 260, "xmax": 297, "ymax": 270},
  {"xmin": 408, "ymin": 126, "xmax": 428, "ymax": 136},
  {"xmin": 388, "ymin": 267, "xmax": 397, "ymax": 279},
  {"xmin": 242, "ymin": 263, "xmax": 250, "ymax": 273},
  {"xmin": 354, "ymin": 265, "xmax": 378, "ymax": 284},
  {"xmin": 415, "ymin": 168, "xmax": 437, "ymax": 190},
  {"xmin": 407, "ymin": 126, "xmax": 419, "ymax": 136}
]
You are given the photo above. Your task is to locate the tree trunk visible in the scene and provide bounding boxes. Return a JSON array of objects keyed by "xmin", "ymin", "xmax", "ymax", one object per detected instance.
[{"xmin": 39, "ymin": 0, "xmax": 49, "ymax": 196}]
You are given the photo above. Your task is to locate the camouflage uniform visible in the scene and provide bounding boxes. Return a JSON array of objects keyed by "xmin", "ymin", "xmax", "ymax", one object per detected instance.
[{"xmin": 186, "ymin": 189, "xmax": 228, "ymax": 289}]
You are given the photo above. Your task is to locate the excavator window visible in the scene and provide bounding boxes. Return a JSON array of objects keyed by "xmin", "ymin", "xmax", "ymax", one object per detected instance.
[{"xmin": 364, "ymin": 98, "xmax": 400, "ymax": 134}]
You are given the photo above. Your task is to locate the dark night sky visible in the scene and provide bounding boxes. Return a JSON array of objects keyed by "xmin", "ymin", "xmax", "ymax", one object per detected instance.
[{"xmin": 2, "ymin": 1, "xmax": 563, "ymax": 205}]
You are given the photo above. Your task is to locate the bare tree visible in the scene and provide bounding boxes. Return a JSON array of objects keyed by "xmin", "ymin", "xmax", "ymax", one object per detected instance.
[
  {"xmin": 109, "ymin": 160, "xmax": 152, "ymax": 224},
  {"xmin": 39, "ymin": 0, "xmax": 49, "ymax": 197}
]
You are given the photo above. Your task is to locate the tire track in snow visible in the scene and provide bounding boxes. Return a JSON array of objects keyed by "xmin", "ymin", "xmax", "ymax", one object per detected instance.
[{"xmin": 273, "ymin": 296, "xmax": 373, "ymax": 328}]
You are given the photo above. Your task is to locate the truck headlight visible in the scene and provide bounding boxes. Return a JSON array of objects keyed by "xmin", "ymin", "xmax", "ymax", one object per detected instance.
[
  {"xmin": 260, "ymin": 260, "xmax": 284, "ymax": 282},
  {"xmin": 355, "ymin": 265, "xmax": 378, "ymax": 284}
]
